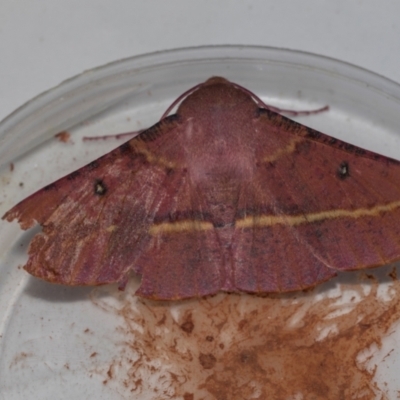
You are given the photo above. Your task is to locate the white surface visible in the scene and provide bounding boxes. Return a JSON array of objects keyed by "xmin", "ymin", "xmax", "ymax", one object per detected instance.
[{"xmin": 1, "ymin": 0, "xmax": 400, "ymax": 123}]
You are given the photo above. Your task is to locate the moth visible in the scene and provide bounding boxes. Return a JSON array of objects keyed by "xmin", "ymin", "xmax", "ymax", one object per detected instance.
[{"xmin": 4, "ymin": 77, "xmax": 400, "ymax": 300}]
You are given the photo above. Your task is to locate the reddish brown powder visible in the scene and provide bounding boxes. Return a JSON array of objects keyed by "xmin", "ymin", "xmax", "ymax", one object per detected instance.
[
  {"xmin": 93, "ymin": 265, "xmax": 400, "ymax": 399},
  {"xmin": 55, "ymin": 131, "xmax": 71, "ymax": 143}
]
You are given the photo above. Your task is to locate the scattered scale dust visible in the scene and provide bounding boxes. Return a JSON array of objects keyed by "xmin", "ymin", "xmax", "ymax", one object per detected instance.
[
  {"xmin": 91, "ymin": 265, "xmax": 400, "ymax": 400},
  {"xmin": 54, "ymin": 131, "xmax": 71, "ymax": 143}
]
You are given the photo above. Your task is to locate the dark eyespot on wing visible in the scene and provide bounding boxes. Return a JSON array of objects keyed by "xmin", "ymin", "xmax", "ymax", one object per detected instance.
[
  {"xmin": 94, "ymin": 179, "xmax": 107, "ymax": 195},
  {"xmin": 337, "ymin": 161, "xmax": 350, "ymax": 180}
]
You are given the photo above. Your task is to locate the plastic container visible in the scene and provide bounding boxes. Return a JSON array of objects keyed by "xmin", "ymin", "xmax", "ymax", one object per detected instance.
[{"xmin": 1, "ymin": 46, "xmax": 400, "ymax": 399}]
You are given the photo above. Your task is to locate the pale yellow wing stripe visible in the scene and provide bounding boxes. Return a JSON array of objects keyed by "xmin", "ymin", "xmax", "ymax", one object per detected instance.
[
  {"xmin": 149, "ymin": 220, "xmax": 214, "ymax": 235},
  {"xmin": 131, "ymin": 141, "xmax": 176, "ymax": 169},
  {"xmin": 238, "ymin": 200, "xmax": 400, "ymax": 228},
  {"xmin": 262, "ymin": 137, "xmax": 303, "ymax": 163},
  {"xmin": 149, "ymin": 200, "xmax": 400, "ymax": 235}
]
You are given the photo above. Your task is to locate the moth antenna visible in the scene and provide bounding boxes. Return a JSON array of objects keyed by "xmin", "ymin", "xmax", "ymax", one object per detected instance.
[
  {"xmin": 84, "ymin": 83, "xmax": 203, "ymax": 140},
  {"xmin": 83, "ymin": 130, "xmax": 143, "ymax": 141},
  {"xmin": 160, "ymin": 82, "xmax": 204, "ymax": 120},
  {"xmin": 85, "ymin": 83, "xmax": 205, "ymax": 141},
  {"xmin": 231, "ymin": 81, "xmax": 329, "ymax": 116}
]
